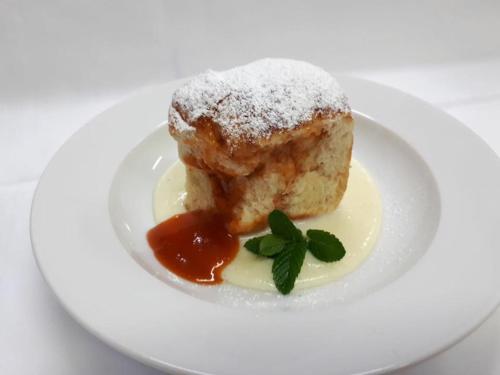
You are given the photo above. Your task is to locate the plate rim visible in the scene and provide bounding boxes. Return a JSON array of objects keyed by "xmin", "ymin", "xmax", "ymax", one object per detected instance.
[{"xmin": 31, "ymin": 75, "xmax": 500, "ymax": 375}]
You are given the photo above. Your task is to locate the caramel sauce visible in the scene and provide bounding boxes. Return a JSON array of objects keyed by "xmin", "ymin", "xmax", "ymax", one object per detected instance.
[{"xmin": 147, "ymin": 210, "xmax": 239, "ymax": 284}]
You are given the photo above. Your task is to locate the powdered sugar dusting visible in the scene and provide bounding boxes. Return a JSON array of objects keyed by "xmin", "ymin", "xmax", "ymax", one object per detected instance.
[
  {"xmin": 170, "ymin": 58, "xmax": 350, "ymax": 142},
  {"xmin": 168, "ymin": 106, "xmax": 194, "ymax": 133}
]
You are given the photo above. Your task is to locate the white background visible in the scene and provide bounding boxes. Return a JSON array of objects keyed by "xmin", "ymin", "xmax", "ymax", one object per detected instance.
[{"xmin": 1, "ymin": 1, "xmax": 500, "ymax": 374}]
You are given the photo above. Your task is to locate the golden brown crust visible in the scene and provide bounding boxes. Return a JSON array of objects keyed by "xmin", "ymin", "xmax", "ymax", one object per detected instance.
[
  {"xmin": 169, "ymin": 103, "xmax": 349, "ymax": 149},
  {"xmin": 168, "ymin": 59, "xmax": 351, "ymax": 146},
  {"xmin": 170, "ymin": 107, "xmax": 352, "ymax": 176}
]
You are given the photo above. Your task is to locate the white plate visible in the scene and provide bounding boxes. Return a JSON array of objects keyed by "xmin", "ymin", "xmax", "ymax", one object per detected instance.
[{"xmin": 31, "ymin": 76, "xmax": 500, "ymax": 375}]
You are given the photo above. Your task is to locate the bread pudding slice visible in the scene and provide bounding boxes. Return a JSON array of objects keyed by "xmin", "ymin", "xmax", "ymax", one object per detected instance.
[{"xmin": 168, "ymin": 59, "xmax": 353, "ymax": 234}]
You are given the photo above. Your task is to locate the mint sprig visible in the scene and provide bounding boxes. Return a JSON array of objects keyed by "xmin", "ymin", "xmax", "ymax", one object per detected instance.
[
  {"xmin": 272, "ymin": 241, "xmax": 307, "ymax": 294},
  {"xmin": 268, "ymin": 210, "xmax": 303, "ymax": 242},
  {"xmin": 259, "ymin": 234, "xmax": 286, "ymax": 256},
  {"xmin": 307, "ymin": 229, "xmax": 346, "ymax": 262},
  {"xmin": 244, "ymin": 236, "xmax": 263, "ymax": 255},
  {"xmin": 243, "ymin": 209, "xmax": 346, "ymax": 295}
]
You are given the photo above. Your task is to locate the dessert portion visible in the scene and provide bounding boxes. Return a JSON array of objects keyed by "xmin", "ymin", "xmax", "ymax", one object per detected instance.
[{"xmin": 168, "ymin": 58, "xmax": 354, "ymax": 234}]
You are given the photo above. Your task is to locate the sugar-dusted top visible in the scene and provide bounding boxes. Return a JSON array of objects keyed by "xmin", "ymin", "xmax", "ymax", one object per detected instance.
[{"xmin": 169, "ymin": 58, "xmax": 350, "ymax": 143}]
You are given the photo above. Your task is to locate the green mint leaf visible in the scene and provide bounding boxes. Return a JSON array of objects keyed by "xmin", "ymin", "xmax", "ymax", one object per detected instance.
[
  {"xmin": 268, "ymin": 209, "xmax": 303, "ymax": 242},
  {"xmin": 244, "ymin": 236, "xmax": 265, "ymax": 255},
  {"xmin": 272, "ymin": 241, "xmax": 307, "ymax": 295},
  {"xmin": 306, "ymin": 229, "xmax": 346, "ymax": 262},
  {"xmin": 259, "ymin": 234, "xmax": 286, "ymax": 256}
]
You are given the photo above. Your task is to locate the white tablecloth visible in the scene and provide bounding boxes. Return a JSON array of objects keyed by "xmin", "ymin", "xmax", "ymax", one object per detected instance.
[{"xmin": 2, "ymin": 1, "xmax": 500, "ymax": 374}]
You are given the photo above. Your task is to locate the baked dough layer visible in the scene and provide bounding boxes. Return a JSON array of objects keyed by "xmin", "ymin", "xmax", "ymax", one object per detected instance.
[{"xmin": 168, "ymin": 59, "xmax": 354, "ymax": 234}]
